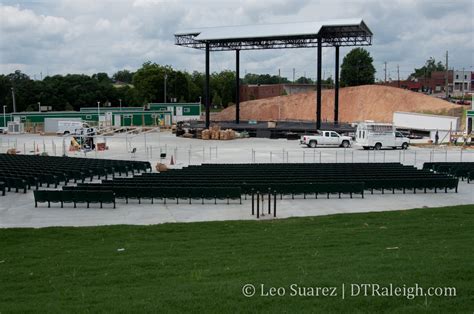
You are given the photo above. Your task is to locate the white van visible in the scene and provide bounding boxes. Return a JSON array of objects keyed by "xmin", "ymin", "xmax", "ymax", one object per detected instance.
[
  {"xmin": 56, "ymin": 121, "xmax": 95, "ymax": 136},
  {"xmin": 356, "ymin": 122, "xmax": 410, "ymax": 150}
]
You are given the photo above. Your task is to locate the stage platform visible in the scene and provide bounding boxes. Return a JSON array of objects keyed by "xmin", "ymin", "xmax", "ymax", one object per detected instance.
[{"xmin": 187, "ymin": 120, "xmax": 355, "ymax": 139}]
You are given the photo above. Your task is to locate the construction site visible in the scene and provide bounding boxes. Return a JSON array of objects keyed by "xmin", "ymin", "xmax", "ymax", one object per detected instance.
[{"xmin": 1, "ymin": 11, "xmax": 473, "ymax": 313}]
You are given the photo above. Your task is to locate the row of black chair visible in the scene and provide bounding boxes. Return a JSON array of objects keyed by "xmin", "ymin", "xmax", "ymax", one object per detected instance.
[
  {"xmin": 423, "ymin": 162, "xmax": 474, "ymax": 183},
  {"xmin": 33, "ymin": 190, "xmax": 115, "ymax": 208},
  {"xmin": 0, "ymin": 154, "xmax": 151, "ymax": 196}
]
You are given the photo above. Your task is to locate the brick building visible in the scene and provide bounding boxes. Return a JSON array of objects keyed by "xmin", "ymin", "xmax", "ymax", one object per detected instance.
[{"xmin": 239, "ymin": 84, "xmax": 318, "ymax": 102}]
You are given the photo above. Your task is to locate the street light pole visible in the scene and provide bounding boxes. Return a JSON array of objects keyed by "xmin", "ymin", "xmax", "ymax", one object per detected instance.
[
  {"xmin": 11, "ymin": 87, "xmax": 16, "ymax": 113},
  {"xmin": 3, "ymin": 105, "xmax": 6, "ymax": 128},
  {"xmin": 164, "ymin": 74, "xmax": 168, "ymax": 103},
  {"xmin": 119, "ymin": 98, "xmax": 122, "ymax": 111},
  {"xmin": 462, "ymin": 67, "xmax": 465, "ymax": 102},
  {"xmin": 97, "ymin": 101, "xmax": 100, "ymax": 128},
  {"xmin": 38, "ymin": 102, "xmax": 41, "ymax": 112}
]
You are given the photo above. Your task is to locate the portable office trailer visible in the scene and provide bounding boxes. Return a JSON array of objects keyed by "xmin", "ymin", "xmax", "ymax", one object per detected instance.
[
  {"xmin": 148, "ymin": 103, "xmax": 201, "ymax": 123},
  {"xmin": 80, "ymin": 107, "xmax": 144, "ymax": 112},
  {"xmin": 10, "ymin": 110, "xmax": 172, "ymax": 132},
  {"xmin": 0, "ymin": 113, "xmax": 13, "ymax": 128},
  {"xmin": 467, "ymin": 110, "xmax": 473, "ymax": 135}
]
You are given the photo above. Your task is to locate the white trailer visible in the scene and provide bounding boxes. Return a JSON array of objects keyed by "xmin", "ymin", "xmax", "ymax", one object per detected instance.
[
  {"xmin": 44, "ymin": 117, "xmax": 82, "ymax": 133},
  {"xmin": 355, "ymin": 122, "xmax": 409, "ymax": 150},
  {"xmin": 393, "ymin": 111, "xmax": 459, "ymax": 144},
  {"xmin": 56, "ymin": 121, "xmax": 95, "ymax": 136}
]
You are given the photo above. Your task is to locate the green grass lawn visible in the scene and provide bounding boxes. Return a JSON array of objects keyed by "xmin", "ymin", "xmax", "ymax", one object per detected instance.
[{"xmin": 1, "ymin": 205, "xmax": 473, "ymax": 313}]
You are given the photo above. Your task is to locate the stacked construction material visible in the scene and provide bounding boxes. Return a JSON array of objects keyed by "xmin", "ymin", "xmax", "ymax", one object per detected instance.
[
  {"xmin": 210, "ymin": 125, "xmax": 221, "ymax": 139},
  {"xmin": 202, "ymin": 125, "xmax": 236, "ymax": 140}
]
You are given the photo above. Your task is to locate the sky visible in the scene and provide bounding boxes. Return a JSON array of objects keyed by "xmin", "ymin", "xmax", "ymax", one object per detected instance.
[{"xmin": 0, "ymin": 0, "xmax": 473, "ymax": 81}]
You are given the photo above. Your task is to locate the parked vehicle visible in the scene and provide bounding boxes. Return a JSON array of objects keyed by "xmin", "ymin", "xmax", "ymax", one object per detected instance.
[
  {"xmin": 56, "ymin": 121, "xmax": 96, "ymax": 136},
  {"xmin": 0, "ymin": 127, "xmax": 7, "ymax": 134},
  {"xmin": 355, "ymin": 122, "xmax": 410, "ymax": 150},
  {"xmin": 300, "ymin": 131, "xmax": 352, "ymax": 148}
]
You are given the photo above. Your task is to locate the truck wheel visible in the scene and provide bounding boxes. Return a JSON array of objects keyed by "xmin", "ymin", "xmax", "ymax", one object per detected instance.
[
  {"xmin": 309, "ymin": 140, "xmax": 317, "ymax": 148},
  {"xmin": 374, "ymin": 143, "xmax": 382, "ymax": 150},
  {"xmin": 401, "ymin": 142, "xmax": 409, "ymax": 150},
  {"xmin": 363, "ymin": 146, "xmax": 369, "ymax": 150},
  {"xmin": 63, "ymin": 131, "xmax": 70, "ymax": 135},
  {"xmin": 341, "ymin": 140, "xmax": 350, "ymax": 148}
]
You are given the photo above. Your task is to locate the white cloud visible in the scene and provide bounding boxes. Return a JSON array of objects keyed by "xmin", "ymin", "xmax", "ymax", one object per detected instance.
[{"xmin": 0, "ymin": 0, "xmax": 472, "ymax": 81}]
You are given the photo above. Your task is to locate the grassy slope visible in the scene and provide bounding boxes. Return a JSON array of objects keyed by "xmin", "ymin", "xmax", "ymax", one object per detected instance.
[{"xmin": 0, "ymin": 205, "xmax": 473, "ymax": 313}]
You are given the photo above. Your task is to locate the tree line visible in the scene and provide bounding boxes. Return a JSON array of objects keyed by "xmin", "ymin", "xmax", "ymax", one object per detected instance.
[{"xmin": 0, "ymin": 48, "xmax": 378, "ymax": 113}]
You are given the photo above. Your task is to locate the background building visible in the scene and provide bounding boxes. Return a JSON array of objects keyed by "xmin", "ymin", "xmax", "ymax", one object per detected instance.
[
  {"xmin": 147, "ymin": 103, "xmax": 201, "ymax": 122},
  {"xmin": 0, "ymin": 109, "xmax": 173, "ymax": 132},
  {"xmin": 239, "ymin": 84, "xmax": 319, "ymax": 102}
]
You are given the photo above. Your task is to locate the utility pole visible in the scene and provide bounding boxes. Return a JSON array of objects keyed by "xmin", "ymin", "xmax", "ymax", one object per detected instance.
[
  {"xmin": 164, "ymin": 73, "xmax": 168, "ymax": 103},
  {"xmin": 119, "ymin": 98, "xmax": 122, "ymax": 111},
  {"xmin": 292, "ymin": 68, "xmax": 295, "ymax": 84},
  {"xmin": 278, "ymin": 69, "xmax": 281, "ymax": 84},
  {"xmin": 397, "ymin": 64, "xmax": 400, "ymax": 88},
  {"xmin": 462, "ymin": 67, "xmax": 465, "ymax": 102},
  {"xmin": 384, "ymin": 62, "xmax": 387, "ymax": 83},
  {"xmin": 11, "ymin": 87, "xmax": 16, "ymax": 113},
  {"xmin": 445, "ymin": 50, "xmax": 449, "ymax": 99}
]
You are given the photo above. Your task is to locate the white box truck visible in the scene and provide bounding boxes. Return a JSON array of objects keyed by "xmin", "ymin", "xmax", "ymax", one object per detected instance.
[
  {"xmin": 355, "ymin": 122, "xmax": 410, "ymax": 150},
  {"xmin": 56, "ymin": 121, "xmax": 95, "ymax": 136}
]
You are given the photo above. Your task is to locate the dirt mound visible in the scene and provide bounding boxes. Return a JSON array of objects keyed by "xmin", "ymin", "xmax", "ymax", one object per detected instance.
[{"xmin": 215, "ymin": 85, "xmax": 460, "ymax": 123}]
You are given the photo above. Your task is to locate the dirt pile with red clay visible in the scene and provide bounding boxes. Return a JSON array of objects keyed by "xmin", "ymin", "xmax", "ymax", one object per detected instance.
[{"xmin": 214, "ymin": 85, "xmax": 460, "ymax": 123}]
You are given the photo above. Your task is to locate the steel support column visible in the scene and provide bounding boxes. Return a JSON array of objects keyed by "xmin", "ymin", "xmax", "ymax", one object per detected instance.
[
  {"xmin": 205, "ymin": 43, "xmax": 210, "ymax": 128},
  {"xmin": 235, "ymin": 49, "xmax": 240, "ymax": 124},
  {"xmin": 316, "ymin": 37, "xmax": 322, "ymax": 129},
  {"xmin": 334, "ymin": 45, "xmax": 340, "ymax": 124}
]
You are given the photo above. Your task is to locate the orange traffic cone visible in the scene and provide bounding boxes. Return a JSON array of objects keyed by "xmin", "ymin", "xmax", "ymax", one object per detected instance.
[{"xmin": 170, "ymin": 155, "xmax": 175, "ymax": 165}]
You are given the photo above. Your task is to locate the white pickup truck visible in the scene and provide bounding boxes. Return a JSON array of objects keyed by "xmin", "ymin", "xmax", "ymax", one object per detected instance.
[{"xmin": 300, "ymin": 131, "xmax": 352, "ymax": 148}]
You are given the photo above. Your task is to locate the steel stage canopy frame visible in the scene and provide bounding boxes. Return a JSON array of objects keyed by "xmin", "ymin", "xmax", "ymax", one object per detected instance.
[{"xmin": 175, "ymin": 19, "xmax": 373, "ymax": 129}]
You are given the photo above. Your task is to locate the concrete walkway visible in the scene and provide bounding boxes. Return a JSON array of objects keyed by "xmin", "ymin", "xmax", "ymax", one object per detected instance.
[{"xmin": 0, "ymin": 181, "xmax": 472, "ymax": 228}]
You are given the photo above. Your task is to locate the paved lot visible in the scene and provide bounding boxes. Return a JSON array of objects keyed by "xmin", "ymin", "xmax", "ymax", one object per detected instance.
[{"xmin": 0, "ymin": 131, "xmax": 472, "ymax": 228}]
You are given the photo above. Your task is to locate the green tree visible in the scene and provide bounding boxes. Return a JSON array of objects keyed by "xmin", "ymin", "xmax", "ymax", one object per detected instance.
[
  {"xmin": 64, "ymin": 103, "xmax": 74, "ymax": 111},
  {"xmin": 212, "ymin": 92, "xmax": 222, "ymax": 108},
  {"xmin": 323, "ymin": 76, "xmax": 334, "ymax": 88},
  {"xmin": 132, "ymin": 62, "xmax": 167, "ymax": 104},
  {"xmin": 112, "ymin": 70, "xmax": 134, "ymax": 84},
  {"xmin": 340, "ymin": 48, "xmax": 376, "ymax": 87},
  {"xmin": 5, "ymin": 70, "xmax": 37, "ymax": 112},
  {"xmin": 243, "ymin": 73, "xmax": 290, "ymax": 85},
  {"xmin": 92, "ymin": 72, "xmax": 112, "ymax": 84},
  {"xmin": 186, "ymin": 71, "xmax": 204, "ymax": 103},
  {"xmin": 132, "ymin": 62, "xmax": 188, "ymax": 104},
  {"xmin": 295, "ymin": 76, "xmax": 314, "ymax": 84},
  {"xmin": 211, "ymin": 70, "xmax": 235, "ymax": 107},
  {"xmin": 409, "ymin": 57, "xmax": 446, "ymax": 79}
]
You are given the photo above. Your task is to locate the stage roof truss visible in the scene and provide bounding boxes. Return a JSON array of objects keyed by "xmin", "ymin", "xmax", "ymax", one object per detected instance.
[{"xmin": 175, "ymin": 20, "xmax": 372, "ymax": 51}]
